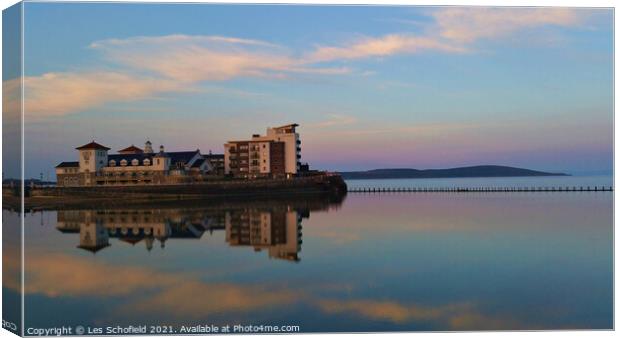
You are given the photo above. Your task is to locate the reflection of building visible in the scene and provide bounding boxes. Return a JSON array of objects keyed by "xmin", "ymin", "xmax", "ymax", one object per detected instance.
[
  {"xmin": 56, "ymin": 209, "xmax": 216, "ymax": 253},
  {"xmin": 56, "ymin": 206, "xmax": 304, "ymax": 261},
  {"xmin": 78, "ymin": 221, "xmax": 110, "ymax": 253},
  {"xmin": 225, "ymin": 208, "xmax": 302, "ymax": 261},
  {"xmin": 224, "ymin": 124, "xmax": 301, "ymax": 178},
  {"xmin": 55, "ymin": 140, "xmax": 225, "ymax": 187}
]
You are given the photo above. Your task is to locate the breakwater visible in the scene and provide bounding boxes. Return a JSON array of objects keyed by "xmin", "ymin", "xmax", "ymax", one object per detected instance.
[
  {"xmin": 348, "ymin": 186, "xmax": 613, "ymax": 193},
  {"xmin": 4, "ymin": 174, "xmax": 348, "ymax": 209}
]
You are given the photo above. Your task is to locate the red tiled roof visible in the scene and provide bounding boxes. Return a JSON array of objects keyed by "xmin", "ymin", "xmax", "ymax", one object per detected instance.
[
  {"xmin": 75, "ymin": 141, "xmax": 111, "ymax": 151},
  {"xmin": 118, "ymin": 145, "xmax": 144, "ymax": 153}
]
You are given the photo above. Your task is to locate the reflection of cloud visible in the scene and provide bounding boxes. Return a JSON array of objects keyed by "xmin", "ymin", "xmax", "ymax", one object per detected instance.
[
  {"xmin": 432, "ymin": 7, "xmax": 583, "ymax": 43},
  {"xmin": 3, "ymin": 251, "xmax": 21, "ymax": 293},
  {"xmin": 310, "ymin": 231, "xmax": 361, "ymax": 244},
  {"xmin": 23, "ymin": 254, "xmax": 179, "ymax": 297},
  {"xmin": 19, "ymin": 253, "xmax": 299, "ymax": 318},
  {"xmin": 318, "ymin": 299, "xmax": 472, "ymax": 323},
  {"xmin": 18, "ymin": 252, "xmax": 534, "ymax": 330},
  {"xmin": 317, "ymin": 299, "xmax": 520, "ymax": 330},
  {"xmin": 125, "ymin": 281, "xmax": 297, "ymax": 319},
  {"xmin": 449, "ymin": 312, "xmax": 520, "ymax": 330}
]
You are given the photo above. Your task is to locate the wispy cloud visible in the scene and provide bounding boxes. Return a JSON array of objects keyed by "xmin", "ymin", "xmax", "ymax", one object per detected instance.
[
  {"xmin": 14, "ymin": 8, "xmax": 593, "ymax": 119},
  {"xmin": 91, "ymin": 34, "xmax": 348, "ymax": 82},
  {"xmin": 20, "ymin": 72, "xmax": 181, "ymax": 119},
  {"xmin": 431, "ymin": 7, "xmax": 584, "ymax": 43},
  {"xmin": 308, "ymin": 114, "xmax": 358, "ymax": 128},
  {"xmin": 305, "ymin": 7, "xmax": 587, "ymax": 63},
  {"xmin": 306, "ymin": 34, "xmax": 467, "ymax": 63}
]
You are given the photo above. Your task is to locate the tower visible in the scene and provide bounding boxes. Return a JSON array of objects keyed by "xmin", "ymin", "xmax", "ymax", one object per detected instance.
[
  {"xmin": 76, "ymin": 141, "xmax": 110, "ymax": 185},
  {"xmin": 144, "ymin": 140, "xmax": 153, "ymax": 154}
]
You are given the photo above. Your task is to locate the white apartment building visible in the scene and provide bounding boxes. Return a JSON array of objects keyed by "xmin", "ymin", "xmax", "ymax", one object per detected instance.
[{"xmin": 224, "ymin": 124, "xmax": 301, "ymax": 177}]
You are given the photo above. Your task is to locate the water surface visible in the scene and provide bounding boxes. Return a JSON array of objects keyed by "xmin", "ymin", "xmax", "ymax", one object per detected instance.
[
  {"xmin": 345, "ymin": 175, "xmax": 613, "ymax": 190},
  {"xmin": 6, "ymin": 190, "xmax": 613, "ymax": 332}
]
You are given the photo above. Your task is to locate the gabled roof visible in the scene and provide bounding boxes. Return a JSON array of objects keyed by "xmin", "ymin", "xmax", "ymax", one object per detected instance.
[
  {"xmin": 76, "ymin": 141, "xmax": 110, "ymax": 151},
  {"xmin": 56, "ymin": 161, "xmax": 79, "ymax": 168},
  {"xmin": 118, "ymin": 145, "xmax": 144, "ymax": 153},
  {"xmin": 191, "ymin": 158, "xmax": 206, "ymax": 168},
  {"xmin": 167, "ymin": 151, "xmax": 200, "ymax": 165}
]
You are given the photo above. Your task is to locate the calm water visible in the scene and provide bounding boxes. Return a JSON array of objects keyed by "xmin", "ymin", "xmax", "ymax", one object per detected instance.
[
  {"xmin": 4, "ymin": 185, "xmax": 613, "ymax": 333},
  {"xmin": 345, "ymin": 175, "xmax": 613, "ymax": 190}
]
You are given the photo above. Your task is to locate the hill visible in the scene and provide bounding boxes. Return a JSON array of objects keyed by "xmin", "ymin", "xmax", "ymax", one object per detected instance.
[{"xmin": 339, "ymin": 165, "xmax": 568, "ymax": 180}]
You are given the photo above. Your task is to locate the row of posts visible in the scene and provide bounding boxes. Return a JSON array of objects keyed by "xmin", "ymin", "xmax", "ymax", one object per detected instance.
[{"xmin": 348, "ymin": 186, "xmax": 614, "ymax": 193}]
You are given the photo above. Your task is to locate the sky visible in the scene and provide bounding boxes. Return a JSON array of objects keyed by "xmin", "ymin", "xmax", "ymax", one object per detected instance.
[{"xmin": 3, "ymin": 3, "xmax": 614, "ymax": 179}]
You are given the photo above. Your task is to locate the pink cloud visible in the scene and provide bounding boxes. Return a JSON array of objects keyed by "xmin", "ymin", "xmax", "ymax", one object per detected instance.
[
  {"xmin": 306, "ymin": 34, "xmax": 467, "ymax": 63},
  {"xmin": 91, "ymin": 34, "xmax": 349, "ymax": 82},
  {"xmin": 432, "ymin": 7, "xmax": 584, "ymax": 43},
  {"xmin": 18, "ymin": 72, "xmax": 180, "ymax": 119}
]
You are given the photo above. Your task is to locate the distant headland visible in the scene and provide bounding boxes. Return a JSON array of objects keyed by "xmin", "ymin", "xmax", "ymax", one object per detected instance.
[{"xmin": 339, "ymin": 165, "xmax": 569, "ymax": 180}]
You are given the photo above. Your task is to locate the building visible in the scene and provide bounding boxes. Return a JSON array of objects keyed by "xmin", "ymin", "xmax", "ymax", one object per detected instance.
[
  {"xmin": 224, "ymin": 124, "xmax": 301, "ymax": 178},
  {"xmin": 55, "ymin": 140, "xmax": 222, "ymax": 187},
  {"xmin": 204, "ymin": 152, "xmax": 225, "ymax": 176}
]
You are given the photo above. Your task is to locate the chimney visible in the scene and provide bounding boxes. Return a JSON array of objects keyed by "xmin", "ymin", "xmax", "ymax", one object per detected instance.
[{"xmin": 159, "ymin": 145, "xmax": 165, "ymax": 153}]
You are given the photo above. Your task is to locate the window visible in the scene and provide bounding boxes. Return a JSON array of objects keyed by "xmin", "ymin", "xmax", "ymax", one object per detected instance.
[
  {"xmin": 143, "ymin": 159, "xmax": 151, "ymax": 166},
  {"xmin": 120, "ymin": 159, "xmax": 128, "ymax": 166},
  {"xmin": 131, "ymin": 159, "xmax": 139, "ymax": 166},
  {"xmin": 109, "ymin": 160, "xmax": 116, "ymax": 167}
]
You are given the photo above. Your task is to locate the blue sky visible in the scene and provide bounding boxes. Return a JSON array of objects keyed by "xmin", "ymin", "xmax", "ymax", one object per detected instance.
[{"xmin": 4, "ymin": 3, "xmax": 613, "ymax": 178}]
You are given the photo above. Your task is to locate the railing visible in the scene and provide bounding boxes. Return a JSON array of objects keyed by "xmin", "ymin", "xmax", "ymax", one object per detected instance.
[{"xmin": 348, "ymin": 186, "xmax": 614, "ymax": 193}]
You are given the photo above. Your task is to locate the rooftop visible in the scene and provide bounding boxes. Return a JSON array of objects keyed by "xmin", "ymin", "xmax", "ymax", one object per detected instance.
[
  {"xmin": 76, "ymin": 141, "xmax": 111, "ymax": 151},
  {"xmin": 273, "ymin": 123, "xmax": 299, "ymax": 129},
  {"xmin": 56, "ymin": 161, "xmax": 79, "ymax": 168},
  {"xmin": 118, "ymin": 145, "xmax": 144, "ymax": 153}
]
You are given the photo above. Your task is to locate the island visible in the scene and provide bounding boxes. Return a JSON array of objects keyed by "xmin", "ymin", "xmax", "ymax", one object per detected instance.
[{"xmin": 339, "ymin": 165, "xmax": 568, "ymax": 180}]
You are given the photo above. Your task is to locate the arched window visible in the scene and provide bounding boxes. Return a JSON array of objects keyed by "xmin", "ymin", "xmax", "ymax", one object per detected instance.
[
  {"xmin": 109, "ymin": 160, "xmax": 116, "ymax": 167},
  {"xmin": 131, "ymin": 159, "xmax": 139, "ymax": 166},
  {"xmin": 120, "ymin": 159, "xmax": 128, "ymax": 166},
  {"xmin": 143, "ymin": 159, "xmax": 151, "ymax": 166}
]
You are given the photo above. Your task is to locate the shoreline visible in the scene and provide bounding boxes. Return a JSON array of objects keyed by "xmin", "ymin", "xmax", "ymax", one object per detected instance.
[{"xmin": 4, "ymin": 174, "xmax": 348, "ymax": 210}]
